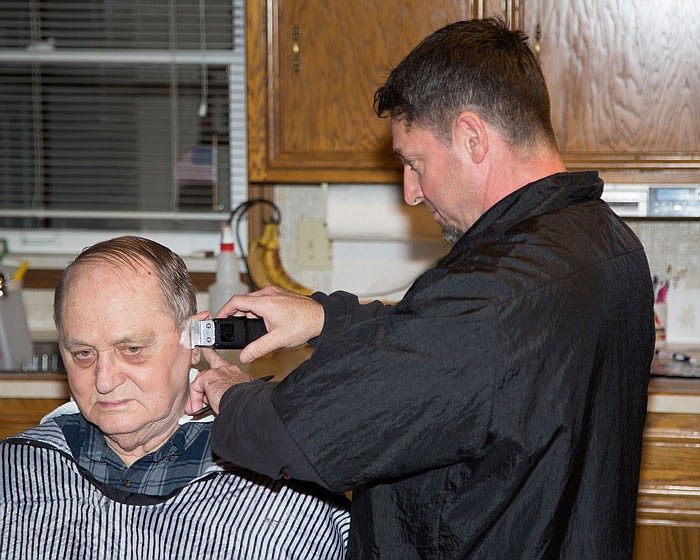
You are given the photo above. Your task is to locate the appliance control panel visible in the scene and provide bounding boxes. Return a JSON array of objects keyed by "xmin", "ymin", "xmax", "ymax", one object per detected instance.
[{"xmin": 648, "ymin": 186, "xmax": 700, "ymax": 217}]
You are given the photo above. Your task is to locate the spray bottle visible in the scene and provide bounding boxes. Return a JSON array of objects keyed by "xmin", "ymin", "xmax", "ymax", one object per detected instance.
[{"xmin": 207, "ymin": 224, "xmax": 248, "ymax": 314}]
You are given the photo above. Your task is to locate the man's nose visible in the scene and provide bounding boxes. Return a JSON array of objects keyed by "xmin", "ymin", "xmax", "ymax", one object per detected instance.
[
  {"xmin": 403, "ymin": 168, "xmax": 422, "ymax": 206},
  {"xmin": 94, "ymin": 352, "xmax": 124, "ymax": 394}
]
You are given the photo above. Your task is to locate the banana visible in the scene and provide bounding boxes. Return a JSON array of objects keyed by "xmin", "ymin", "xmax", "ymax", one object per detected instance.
[
  {"xmin": 248, "ymin": 223, "xmax": 313, "ymax": 295},
  {"xmin": 247, "ymin": 235, "xmax": 274, "ymax": 290}
]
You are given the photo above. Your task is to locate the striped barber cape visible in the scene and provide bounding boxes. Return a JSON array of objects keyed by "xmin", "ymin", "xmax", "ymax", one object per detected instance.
[{"xmin": 0, "ymin": 422, "xmax": 350, "ymax": 560}]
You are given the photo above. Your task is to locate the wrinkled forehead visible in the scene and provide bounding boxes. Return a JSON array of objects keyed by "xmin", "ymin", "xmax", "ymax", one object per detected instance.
[{"xmin": 63, "ymin": 260, "xmax": 171, "ymax": 320}]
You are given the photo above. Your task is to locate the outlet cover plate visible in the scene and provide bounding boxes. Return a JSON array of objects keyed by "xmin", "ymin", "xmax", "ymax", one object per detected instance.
[{"xmin": 297, "ymin": 219, "xmax": 332, "ymax": 270}]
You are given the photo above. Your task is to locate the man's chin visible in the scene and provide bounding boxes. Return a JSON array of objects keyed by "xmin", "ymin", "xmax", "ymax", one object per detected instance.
[{"xmin": 441, "ymin": 225, "xmax": 464, "ymax": 245}]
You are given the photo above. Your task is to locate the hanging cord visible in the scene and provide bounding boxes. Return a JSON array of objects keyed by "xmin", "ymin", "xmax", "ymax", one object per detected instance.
[{"xmin": 230, "ymin": 199, "xmax": 282, "ymax": 291}]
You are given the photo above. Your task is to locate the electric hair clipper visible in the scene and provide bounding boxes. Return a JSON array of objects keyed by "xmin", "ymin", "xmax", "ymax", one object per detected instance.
[{"xmin": 190, "ymin": 316, "xmax": 267, "ymax": 349}]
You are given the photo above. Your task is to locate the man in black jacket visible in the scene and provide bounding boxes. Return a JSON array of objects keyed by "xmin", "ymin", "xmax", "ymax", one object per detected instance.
[{"xmin": 188, "ymin": 18, "xmax": 655, "ymax": 559}]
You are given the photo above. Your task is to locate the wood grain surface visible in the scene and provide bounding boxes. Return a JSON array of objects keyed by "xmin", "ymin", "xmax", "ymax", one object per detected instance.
[
  {"xmin": 247, "ymin": 0, "xmax": 500, "ymax": 182},
  {"xmin": 522, "ymin": 1, "xmax": 700, "ymax": 170}
]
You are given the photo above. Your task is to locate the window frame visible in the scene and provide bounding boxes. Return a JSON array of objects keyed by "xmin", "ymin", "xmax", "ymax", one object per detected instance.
[{"xmin": 0, "ymin": 0, "xmax": 247, "ymax": 258}]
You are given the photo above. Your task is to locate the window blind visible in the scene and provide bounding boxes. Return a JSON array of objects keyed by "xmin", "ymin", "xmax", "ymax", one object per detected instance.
[{"xmin": 0, "ymin": 0, "xmax": 246, "ymax": 235}]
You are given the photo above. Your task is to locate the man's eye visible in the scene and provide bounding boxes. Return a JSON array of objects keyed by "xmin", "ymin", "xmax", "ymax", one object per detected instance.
[
  {"xmin": 72, "ymin": 350, "xmax": 94, "ymax": 363},
  {"xmin": 121, "ymin": 346, "xmax": 149, "ymax": 363}
]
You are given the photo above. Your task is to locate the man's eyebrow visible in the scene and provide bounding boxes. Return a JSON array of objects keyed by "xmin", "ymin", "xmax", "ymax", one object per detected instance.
[
  {"xmin": 61, "ymin": 335, "xmax": 154, "ymax": 349},
  {"xmin": 115, "ymin": 336, "xmax": 153, "ymax": 345},
  {"xmin": 60, "ymin": 338, "xmax": 86, "ymax": 350},
  {"xmin": 393, "ymin": 147, "xmax": 407, "ymax": 161}
]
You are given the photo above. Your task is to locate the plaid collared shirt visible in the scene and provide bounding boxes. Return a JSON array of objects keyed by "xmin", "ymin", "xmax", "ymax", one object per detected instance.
[{"xmin": 56, "ymin": 413, "xmax": 212, "ymax": 496}]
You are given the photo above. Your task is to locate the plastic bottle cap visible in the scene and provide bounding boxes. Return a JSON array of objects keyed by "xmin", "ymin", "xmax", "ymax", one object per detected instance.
[{"xmin": 220, "ymin": 224, "xmax": 235, "ymax": 252}]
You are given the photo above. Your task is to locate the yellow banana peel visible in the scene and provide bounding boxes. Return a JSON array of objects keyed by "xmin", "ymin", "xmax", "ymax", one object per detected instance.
[{"xmin": 248, "ymin": 223, "xmax": 313, "ymax": 295}]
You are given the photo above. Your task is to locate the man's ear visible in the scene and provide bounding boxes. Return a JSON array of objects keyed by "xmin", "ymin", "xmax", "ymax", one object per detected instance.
[
  {"xmin": 453, "ymin": 111, "xmax": 488, "ymax": 164},
  {"xmin": 191, "ymin": 346, "xmax": 201, "ymax": 366}
]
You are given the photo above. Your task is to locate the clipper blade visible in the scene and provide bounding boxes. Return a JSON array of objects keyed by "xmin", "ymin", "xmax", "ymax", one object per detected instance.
[{"xmin": 190, "ymin": 319, "xmax": 216, "ymax": 348}]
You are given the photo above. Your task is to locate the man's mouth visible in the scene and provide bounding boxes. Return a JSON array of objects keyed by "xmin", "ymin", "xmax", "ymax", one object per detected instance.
[{"xmin": 97, "ymin": 399, "xmax": 131, "ymax": 410}]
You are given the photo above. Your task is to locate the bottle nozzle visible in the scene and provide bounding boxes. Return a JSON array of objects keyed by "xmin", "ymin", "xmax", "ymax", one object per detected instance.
[{"xmin": 220, "ymin": 224, "xmax": 234, "ymax": 252}]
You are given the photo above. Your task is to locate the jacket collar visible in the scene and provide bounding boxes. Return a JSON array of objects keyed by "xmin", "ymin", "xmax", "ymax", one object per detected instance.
[{"xmin": 459, "ymin": 170, "xmax": 603, "ymax": 244}]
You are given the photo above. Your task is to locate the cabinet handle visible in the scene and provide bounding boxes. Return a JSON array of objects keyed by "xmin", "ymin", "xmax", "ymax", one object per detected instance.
[
  {"xmin": 292, "ymin": 26, "xmax": 300, "ymax": 72},
  {"xmin": 534, "ymin": 23, "xmax": 541, "ymax": 61}
]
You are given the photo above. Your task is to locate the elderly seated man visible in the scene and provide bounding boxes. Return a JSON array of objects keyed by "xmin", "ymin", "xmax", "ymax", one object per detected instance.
[{"xmin": 0, "ymin": 236, "xmax": 349, "ymax": 559}]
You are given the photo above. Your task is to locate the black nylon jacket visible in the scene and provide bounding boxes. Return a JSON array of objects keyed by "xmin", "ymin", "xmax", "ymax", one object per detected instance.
[{"xmin": 214, "ymin": 171, "xmax": 655, "ymax": 559}]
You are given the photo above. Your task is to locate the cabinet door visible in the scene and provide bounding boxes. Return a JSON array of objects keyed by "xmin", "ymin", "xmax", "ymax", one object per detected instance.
[
  {"xmin": 0, "ymin": 398, "xmax": 69, "ymax": 439},
  {"xmin": 521, "ymin": 1, "xmax": 700, "ymax": 182},
  {"xmin": 247, "ymin": 0, "xmax": 509, "ymax": 183},
  {"xmin": 634, "ymin": 410, "xmax": 700, "ymax": 560}
]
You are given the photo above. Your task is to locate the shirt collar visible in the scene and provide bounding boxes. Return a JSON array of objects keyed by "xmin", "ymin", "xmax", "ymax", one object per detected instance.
[{"xmin": 81, "ymin": 418, "xmax": 202, "ymax": 466}]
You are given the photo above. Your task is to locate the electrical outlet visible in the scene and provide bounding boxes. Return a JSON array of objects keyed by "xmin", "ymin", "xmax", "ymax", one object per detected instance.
[{"xmin": 297, "ymin": 218, "xmax": 332, "ymax": 270}]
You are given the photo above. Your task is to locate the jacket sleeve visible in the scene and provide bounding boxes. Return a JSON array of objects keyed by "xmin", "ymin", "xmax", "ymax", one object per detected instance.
[
  {"xmin": 212, "ymin": 380, "xmax": 329, "ymax": 487},
  {"xmin": 310, "ymin": 291, "xmax": 392, "ymax": 339},
  {"xmin": 211, "ymin": 292, "xmax": 393, "ymax": 487}
]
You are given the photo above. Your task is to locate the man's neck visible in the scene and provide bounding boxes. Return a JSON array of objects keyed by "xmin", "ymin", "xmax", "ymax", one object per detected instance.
[
  {"xmin": 482, "ymin": 144, "xmax": 567, "ymax": 211},
  {"xmin": 105, "ymin": 421, "xmax": 181, "ymax": 467}
]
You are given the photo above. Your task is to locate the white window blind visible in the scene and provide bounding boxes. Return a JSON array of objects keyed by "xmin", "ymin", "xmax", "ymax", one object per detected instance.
[{"xmin": 0, "ymin": 0, "xmax": 246, "ymax": 240}]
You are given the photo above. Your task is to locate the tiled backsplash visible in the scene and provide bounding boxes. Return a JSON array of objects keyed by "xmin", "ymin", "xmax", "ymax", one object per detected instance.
[
  {"xmin": 629, "ymin": 221, "xmax": 700, "ymax": 288},
  {"xmin": 274, "ymin": 185, "xmax": 333, "ymax": 293}
]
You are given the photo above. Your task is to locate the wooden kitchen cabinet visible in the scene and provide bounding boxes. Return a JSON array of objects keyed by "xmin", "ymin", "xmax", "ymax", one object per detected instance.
[
  {"xmin": 0, "ymin": 397, "xmax": 68, "ymax": 439},
  {"xmin": 520, "ymin": 1, "xmax": 700, "ymax": 184},
  {"xmin": 246, "ymin": 0, "xmax": 511, "ymax": 183},
  {"xmin": 247, "ymin": 1, "xmax": 700, "ymax": 184},
  {"xmin": 634, "ymin": 407, "xmax": 700, "ymax": 560}
]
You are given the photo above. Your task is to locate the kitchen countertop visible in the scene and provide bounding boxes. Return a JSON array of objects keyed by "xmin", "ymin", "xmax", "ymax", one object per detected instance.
[
  {"xmin": 0, "ymin": 372, "xmax": 70, "ymax": 399},
  {"xmin": 646, "ymin": 376, "xmax": 700, "ymax": 414},
  {"xmin": 1, "ymin": 346, "xmax": 699, "ymax": 414}
]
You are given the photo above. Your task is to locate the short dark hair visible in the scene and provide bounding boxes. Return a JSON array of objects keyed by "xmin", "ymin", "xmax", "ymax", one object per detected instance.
[
  {"xmin": 374, "ymin": 17, "xmax": 557, "ymax": 149},
  {"xmin": 54, "ymin": 236, "xmax": 196, "ymax": 333}
]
